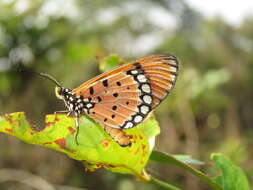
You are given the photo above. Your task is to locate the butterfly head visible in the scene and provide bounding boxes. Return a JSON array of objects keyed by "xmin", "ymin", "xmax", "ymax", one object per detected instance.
[
  {"xmin": 36, "ymin": 72, "xmax": 66, "ymax": 100},
  {"xmin": 35, "ymin": 72, "xmax": 92, "ymax": 117},
  {"xmin": 55, "ymin": 86, "xmax": 88, "ymax": 116},
  {"xmin": 55, "ymin": 86, "xmax": 74, "ymax": 106},
  {"xmin": 55, "ymin": 86, "xmax": 70, "ymax": 100}
]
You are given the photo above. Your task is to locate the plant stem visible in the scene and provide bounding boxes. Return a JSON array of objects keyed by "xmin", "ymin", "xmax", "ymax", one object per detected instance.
[{"xmin": 150, "ymin": 175, "xmax": 182, "ymax": 190}]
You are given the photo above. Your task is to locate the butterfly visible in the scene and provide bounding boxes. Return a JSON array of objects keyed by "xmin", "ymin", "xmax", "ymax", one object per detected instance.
[{"xmin": 39, "ymin": 54, "xmax": 179, "ymax": 147}]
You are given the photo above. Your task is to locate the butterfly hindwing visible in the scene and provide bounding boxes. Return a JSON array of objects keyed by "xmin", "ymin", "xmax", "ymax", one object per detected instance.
[{"xmin": 135, "ymin": 54, "xmax": 178, "ymax": 108}]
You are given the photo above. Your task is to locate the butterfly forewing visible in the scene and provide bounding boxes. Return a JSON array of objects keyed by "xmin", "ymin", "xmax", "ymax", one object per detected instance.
[
  {"xmin": 73, "ymin": 69, "xmax": 145, "ymax": 129},
  {"xmin": 72, "ymin": 54, "xmax": 179, "ymax": 132}
]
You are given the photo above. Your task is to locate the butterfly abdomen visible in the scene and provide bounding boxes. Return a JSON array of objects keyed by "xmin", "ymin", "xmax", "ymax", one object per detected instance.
[{"xmin": 103, "ymin": 126, "xmax": 131, "ymax": 147}]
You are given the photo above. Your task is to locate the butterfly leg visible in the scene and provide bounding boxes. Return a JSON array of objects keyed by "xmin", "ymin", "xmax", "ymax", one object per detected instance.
[
  {"xmin": 53, "ymin": 110, "xmax": 70, "ymax": 123},
  {"xmin": 75, "ymin": 117, "xmax": 80, "ymax": 145},
  {"xmin": 53, "ymin": 111, "xmax": 79, "ymax": 144},
  {"xmin": 103, "ymin": 126, "xmax": 131, "ymax": 147},
  {"xmin": 54, "ymin": 110, "xmax": 70, "ymax": 114}
]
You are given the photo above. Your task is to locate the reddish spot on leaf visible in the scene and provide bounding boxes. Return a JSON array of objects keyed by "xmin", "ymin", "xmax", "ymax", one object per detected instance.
[
  {"xmin": 5, "ymin": 128, "xmax": 13, "ymax": 134},
  {"xmin": 100, "ymin": 139, "xmax": 110, "ymax": 148},
  {"xmin": 142, "ymin": 144, "xmax": 148, "ymax": 156},
  {"xmin": 45, "ymin": 122, "xmax": 55, "ymax": 127},
  {"xmin": 96, "ymin": 163, "xmax": 105, "ymax": 168},
  {"xmin": 67, "ymin": 127, "xmax": 76, "ymax": 135},
  {"xmin": 54, "ymin": 138, "xmax": 66, "ymax": 149},
  {"xmin": 128, "ymin": 135, "xmax": 133, "ymax": 139},
  {"xmin": 139, "ymin": 135, "xmax": 143, "ymax": 140},
  {"xmin": 43, "ymin": 142, "xmax": 52, "ymax": 145},
  {"xmin": 54, "ymin": 116, "xmax": 60, "ymax": 122},
  {"xmin": 108, "ymin": 164, "xmax": 116, "ymax": 168},
  {"xmin": 142, "ymin": 144, "xmax": 147, "ymax": 153},
  {"xmin": 4, "ymin": 115, "xmax": 14, "ymax": 124}
]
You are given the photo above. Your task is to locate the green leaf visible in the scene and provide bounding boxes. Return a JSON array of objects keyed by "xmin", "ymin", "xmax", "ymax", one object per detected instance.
[
  {"xmin": 99, "ymin": 54, "xmax": 125, "ymax": 72},
  {"xmin": 0, "ymin": 112, "xmax": 160, "ymax": 181},
  {"xmin": 212, "ymin": 153, "xmax": 250, "ymax": 190},
  {"xmin": 149, "ymin": 151, "xmax": 222, "ymax": 190},
  {"xmin": 173, "ymin": 154, "xmax": 205, "ymax": 165}
]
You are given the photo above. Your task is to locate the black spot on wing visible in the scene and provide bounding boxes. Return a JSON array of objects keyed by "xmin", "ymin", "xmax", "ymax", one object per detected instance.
[
  {"xmin": 102, "ymin": 79, "xmax": 108, "ymax": 87},
  {"xmin": 97, "ymin": 96, "xmax": 102, "ymax": 102},
  {"xmin": 134, "ymin": 62, "xmax": 141, "ymax": 69},
  {"xmin": 89, "ymin": 87, "xmax": 94, "ymax": 95},
  {"xmin": 116, "ymin": 81, "xmax": 121, "ymax": 86}
]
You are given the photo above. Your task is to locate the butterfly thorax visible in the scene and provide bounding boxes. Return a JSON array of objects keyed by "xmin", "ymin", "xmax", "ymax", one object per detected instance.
[{"xmin": 55, "ymin": 86, "xmax": 94, "ymax": 117}]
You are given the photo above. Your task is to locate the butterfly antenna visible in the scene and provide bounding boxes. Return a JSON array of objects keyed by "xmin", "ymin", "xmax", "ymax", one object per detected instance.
[
  {"xmin": 37, "ymin": 72, "xmax": 62, "ymax": 87},
  {"xmin": 19, "ymin": 69, "xmax": 62, "ymax": 87}
]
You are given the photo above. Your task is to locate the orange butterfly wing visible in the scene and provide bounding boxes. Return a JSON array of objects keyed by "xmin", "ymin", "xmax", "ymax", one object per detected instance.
[{"xmin": 72, "ymin": 54, "xmax": 179, "ymax": 130}]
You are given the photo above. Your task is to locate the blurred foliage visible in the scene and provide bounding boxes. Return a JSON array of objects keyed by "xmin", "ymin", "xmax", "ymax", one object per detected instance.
[
  {"xmin": 0, "ymin": 0, "xmax": 253, "ymax": 189},
  {"xmin": 212, "ymin": 153, "xmax": 250, "ymax": 190}
]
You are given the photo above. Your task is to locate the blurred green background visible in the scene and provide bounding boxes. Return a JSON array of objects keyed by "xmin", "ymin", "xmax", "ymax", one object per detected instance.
[{"xmin": 0, "ymin": 0, "xmax": 252, "ymax": 189}]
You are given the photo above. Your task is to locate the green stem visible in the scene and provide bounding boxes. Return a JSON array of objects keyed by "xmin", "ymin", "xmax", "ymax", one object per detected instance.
[{"xmin": 150, "ymin": 175, "xmax": 182, "ymax": 190}]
